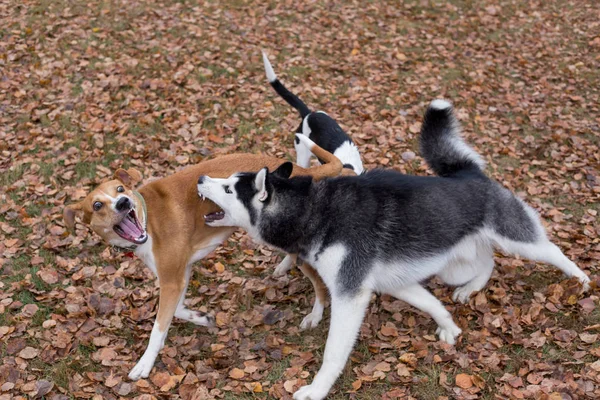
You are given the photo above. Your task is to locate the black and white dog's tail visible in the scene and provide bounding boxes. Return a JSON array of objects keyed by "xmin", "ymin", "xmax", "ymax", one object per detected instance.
[
  {"xmin": 262, "ymin": 51, "xmax": 311, "ymax": 118},
  {"xmin": 419, "ymin": 99, "xmax": 486, "ymax": 177}
]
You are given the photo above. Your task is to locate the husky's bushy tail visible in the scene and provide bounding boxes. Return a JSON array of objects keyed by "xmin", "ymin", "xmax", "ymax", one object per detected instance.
[
  {"xmin": 419, "ymin": 100, "xmax": 485, "ymax": 177},
  {"xmin": 262, "ymin": 51, "xmax": 311, "ymax": 118}
]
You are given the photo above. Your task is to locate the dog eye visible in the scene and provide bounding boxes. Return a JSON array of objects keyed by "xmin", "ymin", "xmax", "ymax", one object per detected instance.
[
  {"xmin": 93, "ymin": 201, "xmax": 103, "ymax": 211},
  {"xmin": 116, "ymin": 186, "xmax": 124, "ymax": 193},
  {"xmin": 223, "ymin": 185, "xmax": 232, "ymax": 194}
]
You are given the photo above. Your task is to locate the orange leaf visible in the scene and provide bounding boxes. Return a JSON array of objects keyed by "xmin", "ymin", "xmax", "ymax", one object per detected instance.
[
  {"xmin": 455, "ymin": 373, "xmax": 473, "ymax": 389},
  {"xmin": 229, "ymin": 368, "xmax": 245, "ymax": 379}
]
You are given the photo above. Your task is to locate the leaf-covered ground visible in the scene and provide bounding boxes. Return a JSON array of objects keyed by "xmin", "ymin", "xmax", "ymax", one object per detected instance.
[{"xmin": 1, "ymin": 0, "xmax": 599, "ymax": 399}]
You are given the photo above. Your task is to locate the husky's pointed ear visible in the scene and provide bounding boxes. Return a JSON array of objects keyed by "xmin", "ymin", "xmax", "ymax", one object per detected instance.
[
  {"xmin": 273, "ymin": 162, "xmax": 293, "ymax": 179},
  {"xmin": 255, "ymin": 167, "xmax": 269, "ymax": 202},
  {"xmin": 63, "ymin": 202, "xmax": 83, "ymax": 232},
  {"xmin": 114, "ymin": 168, "xmax": 142, "ymax": 188}
]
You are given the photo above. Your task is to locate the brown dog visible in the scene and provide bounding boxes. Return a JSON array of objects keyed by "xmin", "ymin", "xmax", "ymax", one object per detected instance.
[{"xmin": 63, "ymin": 141, "xmax": 338, "ymax": 380}]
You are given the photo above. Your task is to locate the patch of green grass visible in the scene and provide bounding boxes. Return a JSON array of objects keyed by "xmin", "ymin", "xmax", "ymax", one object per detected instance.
[
  {"xmin": 30, "ymin": 303, "xmax": 52, "ymax": 327},
  {"xmin": 74, "ymin": 161, "xmax": 98, "ymax": 181},
  {"xmin": 0, "ymin": 311, "xmax": 12, "ymax": 326},
  {"xmin": 16, "ymin": 289, "xmax": 36, "ymax": 305},
  {"xmin": 264, "ymin": 358, "xmax": 291, "ymax": 383},
  {"xmin": 500, "ymin": 344, "xmax": 538, "ymax": 374},
  {"xmin": 411, "ymin": 364, "xmax": 447, "ymax": 399},
  {"xmin": 3, "ymin": 255, "xmax": 31, "ymax": 283},
  {"xmin": 30, "ymin": 266, "xmax": 53, "ymax": 292},
  {"xmin": 25, "ymin": 199, "xmax": 46, "ymax": 218},
  {"xmin": 37, "ymin": 162, "xmax": 56, "ymax": 179},
  {"xmin": 1, "ymin": 164, "xmax": 27, "ymax": 186},
  {"xmin": 113, "ymin": 327, "xmax": 136, "ymax": 347},
  {"xmin": 39, "ymin": 114, "xmax": 51, "ymax": 127},
  {"xmin": 556, "ymin": 306, "xmax": 600, "ymax": 334},
  {"xmin": 30, "ymin": 351, "xmax": 99, "ymax": 390},
  {"xmin": 78, "ymin": 342, "xmax": 98, "ymax": 359}
]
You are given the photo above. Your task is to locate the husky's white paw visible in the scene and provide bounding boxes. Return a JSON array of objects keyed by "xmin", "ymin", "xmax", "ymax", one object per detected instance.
[
  {"xmin": 274, "ymin": 255, "xmax": 294, "ymax": 277},
  {"xmin": 436, "ymin": 324, "xmax": 462, "ymax": 345},
  {"xmin": 293, "ymin": 384, "xmax": 328, "ymax": 400},
  {"xmin": 128, "ymin": 357, "xmax": 154, "ymax": 380},
  {"xmin": 452, "ymin": 284, "xmax": 478, "ymax": 303},
  {"xmin": 300, "ymin": 311, "xmax": 323, "ymax": 330}
]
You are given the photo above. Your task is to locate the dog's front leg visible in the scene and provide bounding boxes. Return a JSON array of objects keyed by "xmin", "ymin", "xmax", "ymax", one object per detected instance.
[
  {"xmin": 294, "ymin": 290, "xmax": 371, "ymax": 400},
  {"xmin": 128, "ymin": 260, "xmax": 186, "ymax": 380}
]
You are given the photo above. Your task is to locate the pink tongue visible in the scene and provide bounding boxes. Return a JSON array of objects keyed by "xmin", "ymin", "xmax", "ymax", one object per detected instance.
[{"xmin": 120, "ymin": 216, "xmax": 142, "ymax": 237}]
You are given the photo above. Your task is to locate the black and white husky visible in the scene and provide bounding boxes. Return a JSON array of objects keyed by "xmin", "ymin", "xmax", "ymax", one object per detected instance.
[
  {"xmin": 197, "ymin": 100, "xmax": 590, "ymax": 400},
  {"xmin": 262, "ymin": 51, "xmax": 363, "ymax": 174}
]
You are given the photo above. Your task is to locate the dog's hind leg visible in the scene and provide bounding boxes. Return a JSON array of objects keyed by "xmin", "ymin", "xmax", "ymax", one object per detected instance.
[
  {"xmin": 298, "ymin": 262, "xmax": 328, "ymax": 330},
  {"xmin": 451, "ymin": 255, "xmax": 494, "ymax": 303},
  {"xmin": 385, "ymin": 284, "xmax": 462, "ymax": 344},
  {"xmin": 174, "ymin": 263, "xmax": 216, "ymax": 326},
  {"xmin": 439, "ymin": 245, "xmax": 495, "ymax": 303},
  {"xmin": 274, "ymin": 253, "xmax": 296, "ymax": 277},
  {"xmin": 128, "ymin": 254, "xmax": 188, "ymax": 380},
  {"xmin": 293, "ymin": 290, "xmax": 372, "ymax": 400},
  {"xmin": 494, "ymin": 235, "xmax": 590, "ymax": 290},
  {"xmin": 488, "ymin": 188, "xmax": 589, "ymax": 290},
  {"xmin": 174, "ymin": 243, "xmax": 223, "ymax": 325}
]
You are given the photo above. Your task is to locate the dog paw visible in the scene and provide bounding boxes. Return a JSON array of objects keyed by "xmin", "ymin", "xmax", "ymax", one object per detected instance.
[
  {"xmin": 293, "ymin": 384, "xmax": 328, "ymax": 400},
  {"xmin": 191, "ymin": 312, "xmax": 215, "ymax": 327},
  {"xmin": 452, "ymin": 284, "xmax": 477, "ymax": 303},
  {"xmin": 579, "ymin": 274, "xmax": 591, "ymax": 292},
  {"xmin": 273, "ymin": 264, "xmax": 290, "ymax": 277},
  {"xmin": 273, "ymin": 256, "xmax": 293, "ymax": 277},
  {"xmin": 299, "ymin": 312, "xmax": 322, "ymax": 330},
  {"xmin": 128, "ymin": 357, "xmax": 154, "ymax": 380},
  {"xmin": 175, "ymin": 309, "xmax": 215, "ymax": 327},
  {"xmin": 436, "ymin": 324, "xmax": 462, "ymax": 345}
]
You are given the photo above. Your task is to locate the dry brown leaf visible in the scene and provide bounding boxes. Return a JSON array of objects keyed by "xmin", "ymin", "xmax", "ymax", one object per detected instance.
[{"xmin": 455, "ymin": 373, "xmax": 473, "ymax": 389}]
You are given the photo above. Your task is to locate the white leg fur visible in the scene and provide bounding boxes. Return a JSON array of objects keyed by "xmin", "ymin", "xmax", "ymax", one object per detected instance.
[
  {"xmin": 128, "ymin": 322, "xmax": 169, "ymax": 380},
  {"xmin": 274, "ymin": 254, "xmax": 295, "ymax": 277},
  {"xmin": 295, "ymin": 135, "xmax": 313, "ymax": 168},
  {"xmin": 299, "ymin": 296, "xmax": 324, "ymax": 330},
  {"xmin": 386, "ymin": 284, "xmax": 462, "ymax": 344},
  {"xmin": 294, "ymin": 290, "xmax": 372, "ymax": 400},
  {"xmin": 452, "ymin": 255, "xmax": 495, "ymax": 303},
  {"xmin": 493, "ymin": 235, "xmax": 590, "ymax": 290},
  {"xmin": 438, "ymin": 245, "xmax": 495, "ymax": 303},
  {"xmin": 174, "ymin": 306, "xmax": 214, "ymax": 326}
]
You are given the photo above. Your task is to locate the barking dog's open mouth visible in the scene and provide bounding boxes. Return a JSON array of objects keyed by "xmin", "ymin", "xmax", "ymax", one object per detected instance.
[
  {"xmin": 113, "ymin": 209, "xmax": 147, "ymax": 244},
  {"xmin": 204, "ymin": 210, "xmax": 225, "ymax": 223}
]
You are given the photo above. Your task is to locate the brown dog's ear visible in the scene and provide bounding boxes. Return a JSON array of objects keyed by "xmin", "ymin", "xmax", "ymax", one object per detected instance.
[
  {"xmin": 114, "ymin": 168, "xmax": 143, "ymax": 188},
  {"xmin": 63, "ymin": 202, "xmax": 83, "ymax": 232}
]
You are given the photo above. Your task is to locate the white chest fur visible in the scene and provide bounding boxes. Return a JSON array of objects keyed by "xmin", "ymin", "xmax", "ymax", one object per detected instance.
[{"xmin": 134, "ymin": 234, "xmax": 157, "ymax": 277}]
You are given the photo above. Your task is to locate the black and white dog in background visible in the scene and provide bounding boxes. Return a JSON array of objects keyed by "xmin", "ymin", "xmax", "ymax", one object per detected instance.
[
  {"xmin": 262, "ymin": 51, "xmax": 363, "ymax": 174},
  {"xmin": 197, "ymin": 100, "xmax": 590, "ymax": 400},
  {"xmin": 262, "ymin": 51, "xmax": 364, "ymax": 276}
]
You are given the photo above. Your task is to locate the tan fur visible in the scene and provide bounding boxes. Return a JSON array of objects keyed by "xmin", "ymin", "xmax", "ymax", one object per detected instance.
[{"xmin": 64, "ymin": 148, "xmax": 341, "ymax": 360}]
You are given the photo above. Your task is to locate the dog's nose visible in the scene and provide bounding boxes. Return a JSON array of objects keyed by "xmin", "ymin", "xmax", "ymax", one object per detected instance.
[
  {"xmin": 116, "ymin": 197, "xmax": 131, "ymax": 212},
  {"xmin": 198, "ymin": 175, "xmax": 206, "ymax": 185}
]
